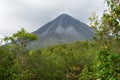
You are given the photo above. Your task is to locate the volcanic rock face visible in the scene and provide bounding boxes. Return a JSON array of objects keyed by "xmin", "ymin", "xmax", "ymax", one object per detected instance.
[{"xmin": 30, "ymin": 14, "xmax": 94, "ymax": 48}]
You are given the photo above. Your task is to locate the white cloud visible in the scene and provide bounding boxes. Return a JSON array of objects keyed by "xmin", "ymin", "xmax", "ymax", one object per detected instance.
[{"xmin": 0, "ymin": 0, "xmax": 107, "ymax": 37}]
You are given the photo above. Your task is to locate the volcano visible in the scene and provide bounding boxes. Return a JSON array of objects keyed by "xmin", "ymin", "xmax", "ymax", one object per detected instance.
[{"xmin": 29, "ymin": 14, "xmax": 94, "ymax": 48}]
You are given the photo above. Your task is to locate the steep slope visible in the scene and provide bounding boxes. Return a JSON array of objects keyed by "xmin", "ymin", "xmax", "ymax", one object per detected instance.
[{"xmin": 29, "ymin": 14, "xmax": 94, "ymax": 49}]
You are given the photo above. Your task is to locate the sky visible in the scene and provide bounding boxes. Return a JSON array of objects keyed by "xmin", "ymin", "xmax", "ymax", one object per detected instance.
[{"xmin": 0, "ymin": 0, "xmax": 107, "ymax": 38}]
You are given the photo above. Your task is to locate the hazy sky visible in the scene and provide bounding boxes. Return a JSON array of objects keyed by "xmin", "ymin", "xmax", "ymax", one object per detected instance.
[{"xmin": 0, "ymin": 0, "xmax": 107, "ymax": 37}]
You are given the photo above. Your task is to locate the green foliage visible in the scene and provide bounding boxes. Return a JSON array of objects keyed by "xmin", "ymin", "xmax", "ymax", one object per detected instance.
[
  {"xmin": 0, "ymin": 33, "xmax": 97, "ymax": 80},
  {"xmin": 13, "ymin": 28, "xmax": 38, "ymax": 47},
  {"xmin": 4, "ymin": 28, "xmax": 38, "ymax": 50},
  {"xmin": 0, "ymin": 46, "xmax": 20, "ymax": 80},
  {"xmin": 0, "ymin": 28, "xmax": 38, "ymax": 80},
  {"xmin": 89, "ymin": 0, "xmax": 120, "ymax": 79},
  {"xmin": 96, "ymin": 47, "xmax": 120, "ymax": 80},
  {"xmin": 26, "ymin": 41, "xmax": 96, "ymax": 80},
  {"xmin": 0, "ymin": 0, "xmax": 120, "ymax": 80},
  {"xmin": 89, "ymin": 0, "xmax": 120, "ymax": 43},
  {"xmin": 79, "ymin": 65, "xmax": 92, "ymax": 80}
]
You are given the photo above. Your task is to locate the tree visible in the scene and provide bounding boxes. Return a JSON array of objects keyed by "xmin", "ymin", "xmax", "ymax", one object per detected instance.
[
  {"xmin": 1, "ymin": 28, "xmax": 38, "ymax": 79},
  {"xmin": 89, "ymin": 0, "xmax": 120, "ymax": 79},
  {"xmin": 4, "ymin": 28, "xmax": 38, "ymax": 54},
  {"xmin": 13, "ymin": 28, "xmax": 38, "ymax": 48},
  {"xmin": 89, "ymin": 0, "xmax": 120, "ymax": 44}
]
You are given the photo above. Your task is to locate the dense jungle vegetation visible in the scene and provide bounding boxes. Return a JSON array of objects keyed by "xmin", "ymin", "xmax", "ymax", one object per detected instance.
[{"xmin": 0, "ymin": 0, "xmax": 120, "ymax": 80}]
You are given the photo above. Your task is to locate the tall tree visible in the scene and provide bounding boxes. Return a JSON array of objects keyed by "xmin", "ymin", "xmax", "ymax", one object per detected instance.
[
  {"xmin": 2, "ymin": 28, "xmax": 38, "ymax": 79},
  {"xmin": 89, "ymin": 0, "xmax": 120, "ymax": 79}
]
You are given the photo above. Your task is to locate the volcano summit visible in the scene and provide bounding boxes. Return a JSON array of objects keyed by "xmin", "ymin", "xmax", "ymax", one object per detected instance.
[{"xmin": 29, "ymin": 14, "xmax": 94, "ymax": 48}]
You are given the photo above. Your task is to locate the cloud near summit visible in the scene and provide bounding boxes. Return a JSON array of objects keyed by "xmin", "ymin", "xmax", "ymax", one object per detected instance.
[{"xmin": 0, "ymin": 0, "xmax": 107, "ymax": 36}]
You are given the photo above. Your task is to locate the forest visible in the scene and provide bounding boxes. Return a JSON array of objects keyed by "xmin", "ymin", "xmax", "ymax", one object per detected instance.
[{"xmin": 0, "ymin": 0, "xmax": 120, "ymax": 80}]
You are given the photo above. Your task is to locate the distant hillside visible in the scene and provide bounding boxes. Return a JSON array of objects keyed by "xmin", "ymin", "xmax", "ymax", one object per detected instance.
[{"xmin": 28, "ymin": 14, "xmax": 94, "ymax": 49}]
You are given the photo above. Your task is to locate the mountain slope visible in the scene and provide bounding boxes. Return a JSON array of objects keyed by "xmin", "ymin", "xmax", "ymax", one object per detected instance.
[{"xmin": 29, "ymin": 14, "xmax": 94, "ymax": 49}]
